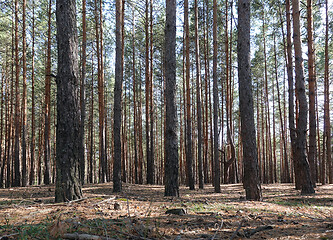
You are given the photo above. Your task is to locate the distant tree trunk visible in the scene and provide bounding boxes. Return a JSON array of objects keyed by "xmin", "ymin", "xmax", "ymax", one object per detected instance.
[
  {"xmin": 79, "ymin": 0, "xmax": 87, "ymax": 185},
  {"xmin": 138, "ymin": 71, "xmax": 144, "ymax": 184},
  {"xmin": 262, "ymin": 13, "xmax": 273, "ymax": 184},
  {"xmin": 0, "ymin": 69, "xmax": 5, "ymax": 187},
  {"xmin": 307, "ymin": 0, "xmax": 317, "ymax": 187},
  {"xmin": 237, "ymin": 0, "xmax": 262, "ymax": 201},
  {"xmin": 149, "ymin": 0, "xmax": 155, "ymax": 185},
  {"xmin": 164, "ymin": 0, "xmax": 179, "ymax": 197},
  {"xmin": 291, "ymin": 0, "xmax": 315, "ymax": 194},
  {"xmin": 194, "ymin": 0, "xmax": 203, "ymax": 189},
  {"xmin": 274, "ymin": 32, "xmax": 290, "ymax": 183},
  {"xmin": 44, "ymin": 0, "xmax": 52, "ymax": 185},
  {"xmin": 145, "ymin": 0, "xmax": 150, "ymax": 185},
  {"xmin": 21, "ymin": 0, "xmax": 27, "ymax": 187},
  {"xmin": 113, "ymin": 0, "xmax": 123, "ymax": 193},
  {"xmin": 184, "ymin": 0, "xmax": 194, "ymax": 190},
  {"xmin": 55, "ymin": 0, "xmax": 83, "ymax": 202},
  {"xmin": 13, "ymin": 0, "xmax": 21, "ymax": 187},
  {"xmin": 132, "ymin": 6, "xmax": 138, "ymax": 184},
  {"xmin": 30, "ymin": 0, "xmax": 36, "ymax": 186},
  {"xmin": 94, "ymin": 0, "xmax": 105, "ymax": 183},
  {"xmin": 323, "ymin": 0, "xmax": 331, "ymax": 184},
  {"xmin": 213, "ymin": 0, "xmax": 220, "ymax": 193},
  {"xmin": 203, "ymin": 1, "xmax": 209, "ymax": 183}
]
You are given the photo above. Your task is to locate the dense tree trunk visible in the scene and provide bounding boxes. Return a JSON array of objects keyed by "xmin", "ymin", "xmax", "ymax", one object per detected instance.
[
  {"xmin": 237, "ymin": 0, "xmax": 262, "ymax": 201},
  {"xmin": 212, "ymin": 0, "xmax": 220, "ymax": 193},
  {"xmin": 55, "ymin": 0, "xmax": 83, "ymax": 202},
  {"xmin": 113, "ymin": 0, "xmax": 123, "ymax": 193},
  {"xmin": 164, "ymin": 0, "xmax": 179, "ymax": 197},
  {"xmin": 291, "ymin": 0, "xmax": 315, "ymax": 194},
  {"xmin": 307, "ymin": 0, "xmax": 317, "ymax": 187}
]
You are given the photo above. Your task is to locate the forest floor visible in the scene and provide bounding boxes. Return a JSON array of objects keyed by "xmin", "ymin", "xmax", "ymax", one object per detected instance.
[{"xmin": 0, "ymin": 183, "xmax": 333, "ymax": 239}]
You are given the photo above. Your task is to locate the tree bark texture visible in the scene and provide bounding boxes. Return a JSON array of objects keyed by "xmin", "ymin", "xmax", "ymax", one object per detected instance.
[
  {"xmin": 291, "ymin": 0, "xmax": 315, "ymax": 194},
  {"xmin": 237, "ymin": 0, "xmax": 262, "ymax": 201},
  {"xmin": 164, "ymin": 0, "xmax": 179, "ymax": 197},
  {"xmin": 113, "ymin": 0, "xmax": 123, "ymax": 193},
  {"xmin": 55, "ymin": 0, "xmax": 83, "ymax": 202}
]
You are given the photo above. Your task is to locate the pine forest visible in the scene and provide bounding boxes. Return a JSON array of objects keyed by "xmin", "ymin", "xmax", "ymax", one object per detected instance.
[{"xmin": 0, "ymin": 0, "xmax": 332, "ymax": 239}]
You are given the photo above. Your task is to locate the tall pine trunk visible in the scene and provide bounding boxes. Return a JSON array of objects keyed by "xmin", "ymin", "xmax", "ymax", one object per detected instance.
[
  {"xmin": 291, "ymin": 0, "xmax": 315, "ymax": 194},
  {"xmin": 113, "ymin": 0, "xmax": 123, "ymax": 193},
  {"xmin": 238, "ymin": 0, "xmax": 262, "ymax": 201},
  {"xmin": 164, "ymin": 0, "xmax": 179, "ymax": 197},
  {"xmin": 213, "ymin": 0, "xmax": 220, "ymax": 193},
  {"xmin": 307, "ymin": 0, "xmax": 317, "ymax": 187},
  {"xmin": 55, "ymin": 0, "xmax": 83, "ymax": 202}
]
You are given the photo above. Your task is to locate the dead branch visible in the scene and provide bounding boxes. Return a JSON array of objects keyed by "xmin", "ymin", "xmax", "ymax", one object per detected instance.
[{"xmin": 63, "ymin": 233, "xmax": 116, "ymax": 240}]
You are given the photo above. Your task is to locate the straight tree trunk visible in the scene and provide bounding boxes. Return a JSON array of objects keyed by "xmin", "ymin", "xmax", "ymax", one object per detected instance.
[
  {"xmin": 132, "ymin": 7, "xmax": 138, "ymax": 184},
  {"xmin": 13, "ymin": 0, "xmax": 21, "ymax": 187},
  {"xmin": 291, "ymin": 0, "xmax": 315, "ymax": 194},
  {"xmin": 286, "ymin": 0, "xmax": 297, "ymax": 186},
  {"xmin": 44, "ymin": 0, "xmax": 52, "ymax": 185},
  {"xmin": 194, "ymin": 0, "xmax": 203, "ymax": 189},
  {"xmin": 237, "ymin": 0, "xmax": 262, "ymax": 201},
  {"xmin": 184, "ymin": 0, "xmax": 194, "ymax": 190},
  {"xmin": 21, "ymin": 0, "xmax": 27, "ymax": 187},
  {"xmin": 55, "ymin": 0, "xmax": 83, "ymax": 202},
  {"xmin": 145, "ymin": 0, "xmax": 151, "ymax": 185},
  {"xmin": 30, "ymin": 0, "xmax": 36, "ymax": 186},
  {"xmin": 164, "ymin": 0, "xmax": 179, "ymax": 197},
  {"xmin": 79, "ymin": 0, "xmax": 87, "ymax": 185},
  {"xmin": 213, "ymin": 0, "xmax": 220, "ymax": 193},
  {"xmin": 147, "ymin": 0, "xmax": 155, "ymax": 184},
  {"xmin": 323, "ymin": 0, "xmax": 331, "ymax": 184},
  {"xmin": 94, "ymin": 0, "xmax": 105, "ymax": 183},
  {"xmin": 307, "ymin": 0, "xmax": 317, "ymax": 187},
  {"xmin": 113, "ymin": 0, "xmax": 123, "ymax": 193}
]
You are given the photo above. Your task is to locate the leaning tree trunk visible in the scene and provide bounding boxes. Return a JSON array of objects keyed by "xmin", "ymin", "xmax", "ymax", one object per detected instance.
[
  {"xmin": 291, "ymin": 0, "xmax": 315, "ymax": 195},
  {"xmin": 55, "ymin": 0, "xmax": 83, "ymax": 202},
  {"xmin": 164, "ymin": 0, "xmax": 179, "ymax": 197},
  {"xmin": 237, "ymin": 0, "xmax": 262, "ymax": 201}
]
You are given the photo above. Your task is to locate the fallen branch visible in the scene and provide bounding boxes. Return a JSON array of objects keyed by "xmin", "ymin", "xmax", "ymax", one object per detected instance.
[
  {"xmin": 94, "ymin": 197, "xmax": 116, "ymax": 205},
  {"xmin": 243, "ymin": 225, "xmax": 273, "ymax": 238},
  {"xmin": 229, "ymin": 219, "xmax": 245, "ymax": 240},
  {"xmin": 63, "ymin": 233, "xmax": 116, "ymax": 240},
  {"xmin": 0, "ymin": 233, "xmax": 20, "ymax": 239}
]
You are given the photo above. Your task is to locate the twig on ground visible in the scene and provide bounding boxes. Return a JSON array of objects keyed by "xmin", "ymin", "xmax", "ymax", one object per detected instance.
[
  {"xmin": 0, "ymin": 233, "xmax": 20, "ymax": 239},
  {"xmin": 63, "ymin": 233, "xmax": 116, "ymax": 240},
  {"xmin": 229, "ymin": 219, "xmax": 245, "ymax": 240},
  {"xmin": 211, "ymin": 219, "xmax": 224, "ymax": 240},
  {"xmin": 94, "ymin": 196, "xmax": 116, "ymax": 206}
]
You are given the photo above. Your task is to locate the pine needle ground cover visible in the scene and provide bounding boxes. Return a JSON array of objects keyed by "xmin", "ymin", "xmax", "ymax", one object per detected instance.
[{"xmin": 0, "ymin": 183, "xmax": 332, "ymax": 239}]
